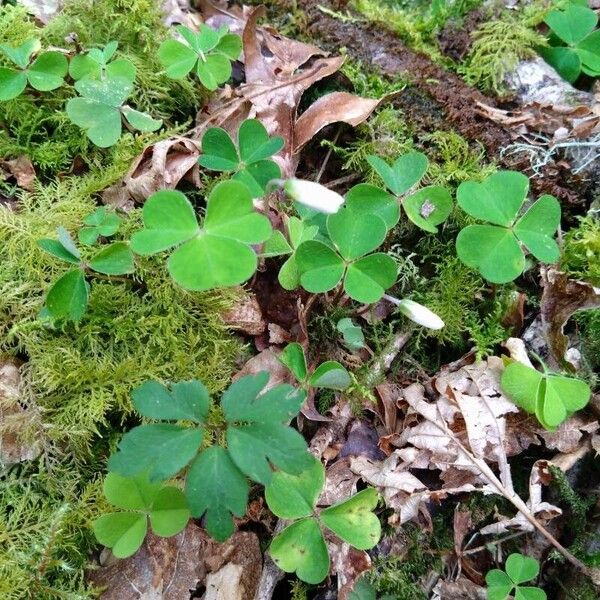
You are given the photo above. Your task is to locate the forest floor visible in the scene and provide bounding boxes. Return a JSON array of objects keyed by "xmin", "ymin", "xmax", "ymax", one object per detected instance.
[{"xmin": 1, "ymin": 1, "xmax": 600, "ymax": 599}]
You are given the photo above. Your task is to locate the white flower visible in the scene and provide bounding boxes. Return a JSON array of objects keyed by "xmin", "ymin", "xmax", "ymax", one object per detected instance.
[
  {"xmin": 385, "ymin": 296, "xmax": 445, "ymax": 330},
  {"xmin": 283, "ymin": 179, "xmax": 345, "ymax": 214}
]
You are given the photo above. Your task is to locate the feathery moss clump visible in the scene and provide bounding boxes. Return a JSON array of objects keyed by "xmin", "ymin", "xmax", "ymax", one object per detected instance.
[
  {"xmin": 562, "ymin": 216, "xmax": 600, "ymax": 286},
  {"xmin": 0, "ymin": 461, "xmax": 105, "ymax": 600},
  {"xmin": 0, "ymin": 181, "xmax": 243, "ymax": 456}
]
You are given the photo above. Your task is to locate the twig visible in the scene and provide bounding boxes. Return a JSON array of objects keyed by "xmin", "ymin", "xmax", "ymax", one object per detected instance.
[
  {"xmin": 315, "ymin": 126, "xmax": 342, "ymax": 183},
  {"xmin": 365, "ymin": 330, "xmax": 411, "ymax": 388}
]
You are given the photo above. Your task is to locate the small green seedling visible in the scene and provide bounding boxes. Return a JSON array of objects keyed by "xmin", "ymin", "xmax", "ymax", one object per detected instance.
[
  {"xmin": 295, "ymin": 205, "xmax": 397, "ymax": 304},
  {"xmin": 540, "ymin": 2, "xmax": 600, "ymax": 83},
  {"xmin": 198, "ymin": 119, "xmax": 284, "ymax": 196},
  {"xmin": 348, "ymin": 577, "xmax": 395, "ymax": 600},
  {"xmin": 158, "ymin": 24, "xmax": 241, "ymax": 90},
  {"xmin": 79, "ymin": 207, "xmax": 122, "ymax": 245},
  {"xmin": 69, "ymin": 41, "xmax": 135, "ymax": 82},
  {"xmin": 108, "ymin": 372, "xmax": 312, "ymax": 541},
  {"xmin": 266, "ymin": 454, "xmax": 381, "ymax": 584},
  {"xmin": 0, "ymin": 39, "xmax": 68, "ymax": 101},
  {"xmin": 66, "ymin": 74, "xmax": 162, "ymax": 147},
  {"xmin": 38, "ymin": 226, "xmax": 134, "ymax": 321},
  {"xmin": 486, "ymin": 553, "xmax": 546, "ymax": 600},
  {"xmin": 456, "ymin": 171, "xmax": 560, "ymax": 283},
  {"xmin": 279, "ymin": 342, "xmax": 351, "ymax": 391},
  {"xmin": 501, "ymin": 360, "xmax": 590, "ymax": 430},
  {"xmin": 337, "ymin": 317, "xmax": 365, "ymax": 351},
  {"xmin": 364, "ymin": 151, "xmax": 452, "ymax": 232},
  {"xmin": 129, "ymin": 182, "xmax": 271, "ymax": 291},
  {"xmin": 93, "ymin": 472, "xmax": 189, "ymax": 558}
]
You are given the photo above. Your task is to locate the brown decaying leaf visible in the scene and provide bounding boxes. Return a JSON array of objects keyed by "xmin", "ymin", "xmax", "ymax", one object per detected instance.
[
  {"xmin": 1, "ymin": 156, "xmax": 36, "ymax": 191},
  {"xmin": 540, "ymin": 267, "xmax": 600, "ymax": 370},
  {"xmin": 196, "ymin": 5, "xmax": 383, "ymax": 176},
  {"xmin": 222, "ymin": 293, "xmax": 266, "ymax": 336},
  {"xmin": 88, "ymin": 524, "xmax": 207, "ymax": 599},
  {"xmin": 103, "ymin": 137, "xmax": 200, "ymax": 206},
  {"xmin": 327, "ymin": 539, "xmax": 371, "ymax": 600},
  {"xmin": 0, "ymin": 357, "xmax": 41, "ymax": 468},
  {"xmin": 431, "ymin": 578, "xmax": 486, "ymax": 600}
]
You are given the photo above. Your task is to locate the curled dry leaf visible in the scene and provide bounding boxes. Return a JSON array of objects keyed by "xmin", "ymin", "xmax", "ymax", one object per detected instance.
[
  {"xmin": 102, "ymin": 137, "xmax": 201, "ymax": 206},
  {"xmin": 196, "ymin": 6, "xmax": 382, "ymax": 176},
  {"xmin": 319, "ymin": 458, "xmax": 359, "ymax": 506},
  {"xmin": 540, "ymin": 267, "xmax": 600, "ymax": 370},
  {"xmin": 1, "ymin": 156, "xmax": 36, "ymax": 191}
]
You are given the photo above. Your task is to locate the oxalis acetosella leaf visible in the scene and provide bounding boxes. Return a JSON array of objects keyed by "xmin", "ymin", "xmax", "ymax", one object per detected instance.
[
  {"xmin": 69, "ymin": 40, "xmax": 136, "ymax": 82},
  {"xmin": 486, "ymin": 553, "xmax": 546, "ymax": 600},
  {"xmin": 129, "ymin": 182, "xmax": 272, "ymax": 291},
  {"xmin": 0, "ymin": 38, "xmax": 68, "ymax": 101},
  {"xmin": 107, "ymin": 372, "xmax": 311, "ymax": 542},
  {"xmin": 500, "ymin": 359, "xmax": 590, "ymax": 430},
  {"xmin": 158, "ymin": 24, "xmax": 241, "ymax": 90},
  {"xmin": 66, "ymin": 73, "xmax": 162, "ymax": 147},
  {"xmin": 38, "ymin": 226, "xmax": 134, "ymax": 322},
  {"xmin": 455, "ymin": 171, "xmax": 561, "ymax": 283},
  {"xmin": 265, "ymin": 454, "xmax": 381, "ymax": 584},
  {"xmin": 93, "ymin": 472, "xmax": 189, "ymax": 558},
  {"xmin": 198, "ymin": 119, "xmax": 284, "ymax": 196}
]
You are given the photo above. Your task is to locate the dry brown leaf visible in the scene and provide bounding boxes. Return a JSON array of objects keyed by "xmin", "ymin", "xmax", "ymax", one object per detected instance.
[
  {"xmin": 327, "ymin": 539, "xmax": 371, "ymax": 600},
  {"xmin": 233, "ymin": 349, "xmax": 291, "ymax": 390},
  {"xmin": 203, "ymin": 532, "xmax": 262, "ymax": 600},
  {"xmin": 88, "ymin": 524, "xmax": 207, "ymax": 599},
  {"xmin": 538, "ymin": 413, "xmax": 599, "ymax": 453},
  {"xmin": 161, "ymin": 0, "xmax": 201, "ymax": 28},
  {"xmin": 222, "ymin": 293, "xmax": 266, "ymax": 336},
  {"xmin": 196, "ymin": 6, "xmax": 382, "ymax": 176},
  {"xmin": 1, "ymin": 156, "xmax": 36, "ymax": 191},
  {"xmin": 103, "ymin": 137, "xmax": 200, "ymax": 205},
  {"xmin": 540, "ymin": 267, "xmax": 600, "ymax": 369},
  {"xmin": 432, "ymin": 578, "xmax": 486, "ymax": 600},
  {"xmin": 0, "ymin": 357, "xmax": 41, "ymax": 467},
  {"xmin": 294, "ymin": 91, "xmax": 382, "ymax": 151},
  {"xmin": 319, "ymin": 458, "xmax": 359, "ymax": 505}
]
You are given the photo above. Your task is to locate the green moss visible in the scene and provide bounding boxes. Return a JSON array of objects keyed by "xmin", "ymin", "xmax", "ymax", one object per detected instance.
[
  {"xmin": 0, "ymin": 461, "xmax": 105, "ymax": 600},
  {"xmin": 459, "ymin": 13, "xmax": 547, "ymax": 94},
  {"xmin": 0, "ymin": 182, "xmax": 242, "ymax": 456},
  {"xmin": 562, "ymin": 216, "xmax": 600, "ymax": 286}
]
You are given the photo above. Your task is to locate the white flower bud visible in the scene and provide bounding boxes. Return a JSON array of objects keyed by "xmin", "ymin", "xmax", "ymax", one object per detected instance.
[
  {"xmin": 283, "ymin": 179, "xmax": 345, "ymax": 214},
  {"xmin": 385, "ymin": 296, "xmax": 445, "ymax": 330}
]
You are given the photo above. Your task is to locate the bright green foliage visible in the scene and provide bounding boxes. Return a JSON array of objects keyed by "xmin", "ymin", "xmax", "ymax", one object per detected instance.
[
  {"xmin": 69, "ymin": 40, "xmax": 135, "ymax": 82},
  {"xmin": 38, "ymin": 226, "xmax": 134, "ymax": 321},
  {"xmin": 158, "ymin": 24, "xmax": 241, "ymax": 90},
  {"xmin": 279, "ymin": 342, "xmax": 351, "ymax": 390},
  {"xmin": 130, "ymin": 183, "xmax": 271, "ymax": 291},
  {"xmin": 0, "ymin": 38, "xmax": 67, "ymax": 101},
  {"xmin": 365, "ymin": 151, "xmax": 452, "ymax": 232},
  {"xmin": 486, "ymin": 553, "xmax": 546, "ymax": 600},
  {"xmin": 109, "ymin": 372, "xmax": 310, "ymax": 541},
  {"xmin": 456, "ymin": 171, "xmax": 560, "ymax": 283},
  {"xmin": 266, "ymin": 455, "xmax": 381, "ymax": 584},
  {"xmin": 294, "ymin": 202, "xmax": 398, "ymax": 303},
  {"xmin": 501, "ymin": 360, "xmax": 590, "ymax": 430},
  {"xmin": 66, "ymin": 74, "xmax": 162, "ymax": 147},
  {"xmin": 79, "ymin": 206, "xmax": 122, "ymax": 245},
  {"xmin": 93, "ymin": 472, "xmax": 189, "ymax": 558},
  {"xmin": 337, "ymin": 317, "xmax": 365, "ymax": 350},
  {"xmin": 278, "ymin": 216, "xmax": 319, "ymax": 290},
  {"xmin": 541, "ymin": 3, "xmax": 600, "ymax": 82},
  {"xmin": 198, "ymin": 119, "xmax": 284, "ymax": 195}
]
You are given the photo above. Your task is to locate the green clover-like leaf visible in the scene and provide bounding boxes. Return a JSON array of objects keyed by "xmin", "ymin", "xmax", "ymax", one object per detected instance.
[
  {"xmin": 108, "ymin": 423, "xmax": 203, "ymax": 481},
  {"xmin": 345, "ymin": 184, "xmax": 399, "ymax": 231},
  {"xmin": 79, "ymin": 207, "xmax": 122, "ymax": 245},
  {"xmin": 486, "ymin": 569, "xmax": 514, "ymax": 600},
  {"xmin": 505, "ymin": 553, "xmax": 540, "ymax": 585},
  {"xmin": 539, "ymin": 46, "xmax": 581, "ymax": 82},
  {"xmin": 367, "ymin": 151, "xmax": 428, "ymax": 196},
  {"xmin": 265, "ymin": 453, "xmax": 324, "ymax": 519},
  {"xmin": 309, "ymin": 361, "xmax": 351, "ymax": 390},
  {"xmin": 88, "ymin": 242, "xmax": 135, "ymax": 275},
  {"xmin": 0, "ymin": 39, "xmax": 41, "ymax": 69},
  {"xmin": 130, "ymin": 183, "xmax": 271, "ymax": 291},
  {"xmin": 320, "ymin": 488, "xmax": 381, "ymax": 550},
  {"xmin": 501, "ymin": 361, "xmax": 591, "ymax": 429},
  {"xmin": 269, "ymin": 518, "xmax": 330, "ymax": 584},
  {"xmin": 198, "ymin": 119, "xmax": 283, "ymax": 195},
  {"xmin": 93, "ymin": 512, "xmax": 147, "ymax": 558},
  {"xmin": 185, "ymin": 445, "xmax": 249, "ymax": 541},
  {"xmin": 45, "ymin": 269, "xmax": 89, "ymax": 321},
  {"xmin": 545, "ymin": 5, "xmax": 597, "ymax": 46},
  {"xmin": 223, "ymin": 372, "xmax": 310, "ymax": 484},
  {"xmin": 69, "ymin": 41, "xmax": 136, "ymax": 82},
  {"xmin": 403, "ymin": 185, "xmax": 452, "ymax": 233},
  {"xmin": 158, "ymin": 24, "xmax": 241, "ymax": 90},
  {"xmin": 456, "ymin": 172, "xmax": 560, "ymax": 283},
  {"xmin": 278, "ymin": 342, "xmax": 308, "ymax": 382},
  {"xmin": 278, "ymin": 216, "xmax": 319, "ymax": 290},
  {"xmin": 337, "ymin": 317, "xmax": 365, "ymax": 351}
]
